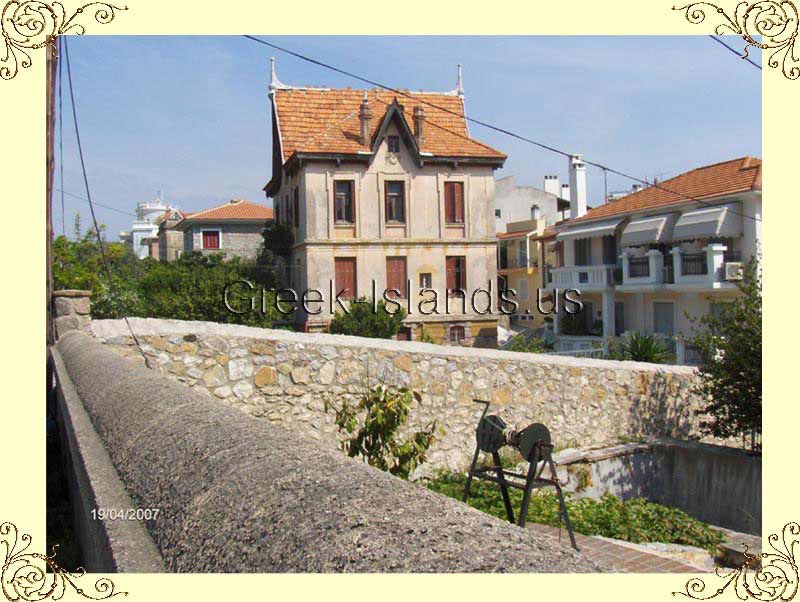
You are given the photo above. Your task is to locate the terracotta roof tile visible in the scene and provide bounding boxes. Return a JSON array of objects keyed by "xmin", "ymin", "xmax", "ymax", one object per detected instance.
[
  {"xmin": 571, "ymin": 157, "xmax": 761, "ymax": 223},
  {"xmin": 181, "ymin": 200, "xmax": 273, "ymax": 222},
  {"xmin": 273, "ymin": 88, "xmax": 505, "ymax": 162}
]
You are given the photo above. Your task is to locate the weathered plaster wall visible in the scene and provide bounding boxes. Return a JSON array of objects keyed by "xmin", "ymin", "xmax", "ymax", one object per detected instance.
[{"xmin": 94, "ymin": 318, "xmax": 705, "ymax": 476}]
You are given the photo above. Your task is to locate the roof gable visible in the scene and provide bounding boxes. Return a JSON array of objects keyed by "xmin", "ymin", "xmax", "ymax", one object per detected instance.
[{"xmin": 271, "ymin": 87, "xmax": 506, "ymax": 164}]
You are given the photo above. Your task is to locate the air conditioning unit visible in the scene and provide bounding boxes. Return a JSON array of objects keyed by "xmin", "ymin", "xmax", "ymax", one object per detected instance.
[{"xmin": 724, "ymin": 262, "xmax": 743, "ymax": 281}]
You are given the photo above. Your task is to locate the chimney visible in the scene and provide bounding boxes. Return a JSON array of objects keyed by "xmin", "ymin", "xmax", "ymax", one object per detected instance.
[
  {"xmin": 543, "ymin": 175, "xmax": 560, "ymax": 197},
  {"xmin": 561, "ymin": 183, "xmax": 570, "ymax": 201},
  {"xmin": 531, "ymin": 204, "xmax": 541, "ymax": 221},
  {"xmin": 455, "ymin": 64, "xmax": 464, "ymax": 97},
  {"xmin": 359, "ymin": 93, "xmax": 372, "ymax": 147},
  {"xmin": 568, "ymin": 154, "xmax": 588, "ymax": 219},
  {"xmin": 413, "ymin": 105, "xmax": 425, "ymax": 146},
  {"xmin": 632, "ymin": 183, "xmax": 643, "ymax": 193}
]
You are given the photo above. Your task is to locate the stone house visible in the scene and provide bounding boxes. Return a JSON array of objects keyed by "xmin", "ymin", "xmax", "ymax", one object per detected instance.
[
  {"xmin": 175, "ymin": 199, "xmax": 273, "ymax": 260},
  {"xmin": 157, "ymin": 208, "xmax": 190, "ymax": 261},
  {"xmin": 546, "ymin": 156, "xmax": 762, "ymax": 363},
  {"xmin": 265, "ymin": 60, "xmax": 507, "ymax": 346}
]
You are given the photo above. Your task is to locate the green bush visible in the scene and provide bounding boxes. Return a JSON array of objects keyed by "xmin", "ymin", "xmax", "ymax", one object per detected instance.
[
  {"xmin": 426, "ymin": 472, "xmax": 723, "ymax": 553},
  {"xmin": 607, "ymin": 332, "xmax": 673, "ymax": 364},
  {"xmin": 329, "ymin": 298, "xmax": 407, "ymax": 339},
  {"xmin": 505, "ymin": 333, "xmax": 551, "ymax": 353},
  {"xmin": 325, "ymin": 383, "xmax": 438, "ymax": 479}
]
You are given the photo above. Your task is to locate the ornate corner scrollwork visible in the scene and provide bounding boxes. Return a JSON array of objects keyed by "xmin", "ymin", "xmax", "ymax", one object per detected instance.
[
  {"xmin": 1, "ymin": 521, "xmax": 127, "ymax": 600},
  {"xmin": 673, "ymin": 1, "xmax": 799, "ymax": 80},
  {"xmin": 673, "ymin": 521, "xmax": 799, "ymax": 600},
  {"xmin": 1, "ymin": 1, "xmax": 127, "ymax": 81}
]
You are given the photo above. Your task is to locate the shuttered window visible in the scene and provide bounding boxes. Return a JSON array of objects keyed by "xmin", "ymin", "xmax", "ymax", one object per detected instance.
[
  {"xmin": 386, "ymin": 257, "xmax": 407, "ymax": 299},
  {"xmin": 384, "ymin": 181, "xmax": 406, "ymax": 223},
  {"xmin": 449, "ymin": 325, "xmax": 466, "ymax": 342},
  {"xmin": 446, "ymin": 256, "xmax": 466, "ymax": 295},
  {"xmin": 444, "ymin": 181, "xmax": 464, "ymax": 224},
  {"xmin": 335, "ymin": 258, "xmax": 357, "ymax": 300},
  {"xmin": 202, "ymin": 230, "xmax": 220, "ymax": 250},
  {"xmin": 334, "ymin": 180, "xmax": 355, "ymax": 224}
]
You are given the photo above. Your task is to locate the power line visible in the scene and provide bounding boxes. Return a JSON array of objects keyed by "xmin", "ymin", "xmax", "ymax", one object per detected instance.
[
  {"xmin": 63, "ymin": 36, "xmax": 147, "ymax": 359},
  {"xmin": 708, "ymin": 35, "xmax": 762, "ymax": 70},
  {"xmin": 242, "ymin": 35, "xmax": 761, "ymax": 224},
  {"xmin": 56, "ymin": 188, "xmax": 138, "ymax": 217}
]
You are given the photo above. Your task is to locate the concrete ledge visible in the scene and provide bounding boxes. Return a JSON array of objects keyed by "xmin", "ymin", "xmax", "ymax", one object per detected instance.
[
  {"xmin": 92, "ymin": 317, "xmax": 696, "ymax": 375},
  {"xmin": 50, "ymin": 347, "xmax": 165, "ymax": 572},
  {"xmin": 56, "ymin": 331, "xmax": 605, "ymax": 573}
]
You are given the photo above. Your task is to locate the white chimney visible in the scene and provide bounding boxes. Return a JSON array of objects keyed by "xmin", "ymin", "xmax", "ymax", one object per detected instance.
[
  {"xmin": 568, "ymin": 154, "xmax": 587, "ymax": 219},
  {"xmin": 531, "ymin": 204, "xmax": 541, "ymax": 221},
  {"xmin": 543, "ymin": 175, "xmax": 560, "ymax": 197},
  {"xmin": 632, "ymin": 183, "xmax": 643, "ymax": 193},
  {"xmin": 561, "ymin": 183, "xmax": 570, "ymax": 201}
]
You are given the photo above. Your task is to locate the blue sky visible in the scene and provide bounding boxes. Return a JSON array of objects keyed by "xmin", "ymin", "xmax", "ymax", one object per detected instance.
[{"xmin": 56, "ymin": 35, "xmax": 761, "ymax": 240}]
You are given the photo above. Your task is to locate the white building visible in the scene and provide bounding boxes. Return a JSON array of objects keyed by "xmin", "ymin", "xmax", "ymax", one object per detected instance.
[
  {"xmin": 546, "ymin": 156, "xmax": 762, "ymax": 364},
  {"xmin": 494, "ymin": 175, "xmax": 569, "ymax": 233},
  {"xmin": 120, "ymin": 195, "xmax": 174, "ymax": 259}
]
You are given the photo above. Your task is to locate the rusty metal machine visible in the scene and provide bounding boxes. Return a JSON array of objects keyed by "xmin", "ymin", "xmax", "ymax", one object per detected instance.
[{"xmin": 463, "ymin": 400, "xmax": 578, "ymax": 550}]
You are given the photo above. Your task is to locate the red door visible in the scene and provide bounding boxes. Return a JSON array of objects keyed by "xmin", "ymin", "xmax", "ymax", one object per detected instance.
[{"xmin": 335, "ymin": 258, "xmax": 357, "ymax": 300}]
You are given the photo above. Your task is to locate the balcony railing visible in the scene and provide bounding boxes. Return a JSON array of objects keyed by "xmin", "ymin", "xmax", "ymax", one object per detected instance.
[
  {"xmin": 499, "ymin": 257, "xmax": 536, "ymax": 270},
  {"xmin": 681, "ymin": 252, "xmax": 708, "ymax": 276},
  {"xmin": 550, "ymin": 265, "xmax": 617, "ymax": 288},
  {"xmin": 723, "ymin": 250, "xmax": 742, "ymax": 263},
  {"xmin": 628, "ymin": 256, "xmax": 650, "ymax": 278}
]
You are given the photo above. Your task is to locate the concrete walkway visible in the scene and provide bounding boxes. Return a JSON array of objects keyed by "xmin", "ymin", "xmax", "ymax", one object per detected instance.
[{"xmin": 527, "ymin": 524, "xmax": 700, "ymax": 573}]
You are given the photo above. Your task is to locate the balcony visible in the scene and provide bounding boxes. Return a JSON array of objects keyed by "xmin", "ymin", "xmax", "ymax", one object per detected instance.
[
  {"xmin": 628, "ymin": 256, "xmax": 650, "ymax": 278},
  {"xmin": 669, "ymin": 244, "xmax": 740, "ymax": 290},
  {"xmin": 680, "ymin": 252, "xmax": 708, "ymax": 276},
  {"xmin": 548, "ymin": 264, "xmax": 618, "ymax": 290},
  {"xmin": 498, "ymin": 256, "xmax": 537, "ymax": 271}
]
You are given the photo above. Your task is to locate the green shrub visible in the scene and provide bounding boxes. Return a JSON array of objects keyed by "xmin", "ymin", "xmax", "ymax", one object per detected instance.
[
  {"xmin": 426, "ymin": 472, "xmax": 723, "ymax": 553},
  {"xmin": 505, "ymin": 333, "xmax": 550, "ymax": 353},
  {"xmin": 325, "ymin": 383, "xmax": 437, "ymax": 479},
  {"xmin": 607, "ymin": 332, "xmax": 673, "ymax": 364},
  {"xmin": 329, "ymin": 298, "xmax": 407, "ymax": 339}
]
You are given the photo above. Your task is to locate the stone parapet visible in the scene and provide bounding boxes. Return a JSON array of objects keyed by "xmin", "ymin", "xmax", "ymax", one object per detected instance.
[
  {"xmin": 53, "ymin": 290, "xmax": 92, "ymax": 339},
  {"xmin": 94, "ymin": 318, "xmax": 703, "ymax": 475},
  {"xmin": 55, "ymin": 331, "xmax": 605, "ymax": 573}
]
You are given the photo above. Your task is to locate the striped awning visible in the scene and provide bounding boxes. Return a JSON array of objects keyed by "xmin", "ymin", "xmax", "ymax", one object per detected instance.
[
  {"xmin": 556, "ymin": 217, "xmax": 622, "ymax": 241},
  {"xmin": 672, "ymin": 203, "xmax": 743, "ymax": 241},
  {"xmin": 620, "ymin": 213, "xmax": 678, "ymax": 247}
]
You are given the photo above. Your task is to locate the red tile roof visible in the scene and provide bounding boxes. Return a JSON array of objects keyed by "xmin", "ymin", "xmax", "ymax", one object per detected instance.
[
  {"xmin": 179, "ymin": 200, "xmax": 273, "ymax": 223},
  {"xmin": 273, "ymin": 88, "xmax": 505, "ymax": 162},
  {"xmin": 571, "ymin": 157, "xmax": 761, "ymax": 223}
]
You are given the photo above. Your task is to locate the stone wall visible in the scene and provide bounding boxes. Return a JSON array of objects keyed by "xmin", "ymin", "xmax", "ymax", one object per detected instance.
[
  {"xmin": 94, "ymin": 317, "xmax": 704, "ymax": 475},
  {"xmin": 53, "ymin": 290, "xmax": 92, "ymax": 339},
  {"xmin": 55, "ymin": 331, "xmax": 604, "ymax": 573},
  {"xmin": 186, "ymin": 222, "xmax": 264, "ymax": 259}
]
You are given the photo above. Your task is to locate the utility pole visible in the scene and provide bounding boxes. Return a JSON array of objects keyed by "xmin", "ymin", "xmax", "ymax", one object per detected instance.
[{"xmin": 46, "ymin": 38, "xmax": 58, "ymax": 346}]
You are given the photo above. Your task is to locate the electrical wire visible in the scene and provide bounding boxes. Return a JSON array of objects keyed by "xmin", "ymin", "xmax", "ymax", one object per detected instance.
[
  {"xmin": 242, "ymin": 35, "xmax": 761, "ymax": 224},
  {"xmin": 62, "ymin": 37, "xmax": 147, "ymax": 359},
  {"xmin": 708, "ymin": 35, "xmax": 762, "ymax": 70},
  {"xmin": 56, "ymin": 188, "xmax": 138, "ymax": 218}
]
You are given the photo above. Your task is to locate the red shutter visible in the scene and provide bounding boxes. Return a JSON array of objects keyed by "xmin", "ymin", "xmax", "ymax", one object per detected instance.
[
  {"xmin": 335, "ymin": 258, "xmax": 356, "ymax": 300},
  {"xmin": 202, "ymin": 230, "xmax": 219, "ymax": 250},
  {"xmin": 444, "ymin": 182, "xmax": 464, "ymax": 223},
  {"xmin": 454, "ymin": 182, "xmax": 464, "ymax": 223},
  {"xmin": 446, "ymin": 256, "xmax": 457, "ymax": 291},
  {"xmin": 386, "ymin": 257, "xmax": 407, "ymax": 298}
]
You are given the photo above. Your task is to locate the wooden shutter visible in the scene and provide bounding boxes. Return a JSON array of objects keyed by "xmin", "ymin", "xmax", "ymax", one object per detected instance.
[
  {"xmin": 386, "ymin": 257, "xmax": 407, "ymax": 298},
  {"xmin": 335, "ymin": 258, "xmax": 357, "ymax": 300},
  {"xmin": 202, "ymin": 230, "xmax": 219, "ymax": 250},
  {"xmin": 445, "ymin": 182, "xmax": 464, "ymax": 223},
  {"xmin": 446, "ymin": 256, "xmax": 457, "ymax": 291}
]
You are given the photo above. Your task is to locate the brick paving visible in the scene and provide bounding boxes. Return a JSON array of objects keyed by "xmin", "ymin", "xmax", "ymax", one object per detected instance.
[{"xmin": 527, "ymin": 524, "xmax": 700, "ymax": 573}]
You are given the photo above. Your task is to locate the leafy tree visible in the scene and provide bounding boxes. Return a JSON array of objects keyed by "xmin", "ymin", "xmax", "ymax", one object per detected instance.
[
  {"xmin": 325, "ymin": 383, "xmax": 438, "ymax": 479},
  {"xmin": 688, "ymin": 258, "xmax": 761, "ymax": 449},
  {"xmin": 329, "ymin": 298, "xmax": 407, "ymax": 339}
]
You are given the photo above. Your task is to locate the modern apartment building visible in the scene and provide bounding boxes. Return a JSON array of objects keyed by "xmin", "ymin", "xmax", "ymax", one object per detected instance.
[{"xmin": 545, "ymin": 156, "xmax": 762, "ymax": 363}]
